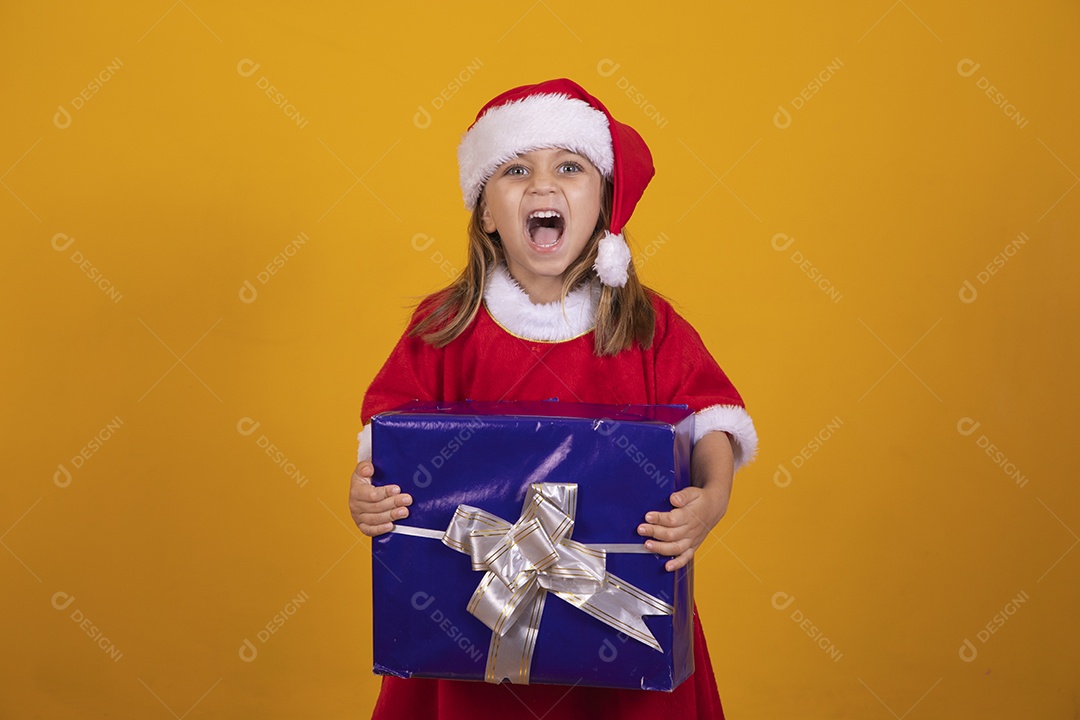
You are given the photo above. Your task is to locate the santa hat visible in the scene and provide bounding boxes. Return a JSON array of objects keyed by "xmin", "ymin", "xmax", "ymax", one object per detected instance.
[{"xmin": 457, "ymin": 78, "xmax": 654, "ymax": 287}]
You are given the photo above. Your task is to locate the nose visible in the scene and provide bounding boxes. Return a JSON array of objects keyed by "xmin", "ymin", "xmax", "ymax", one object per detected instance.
[{"xmin": 527, "ymin": 166, "xmax": 557, "ymax": 194}]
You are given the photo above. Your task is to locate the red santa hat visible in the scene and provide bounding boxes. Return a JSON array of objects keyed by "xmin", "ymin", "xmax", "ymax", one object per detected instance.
[{"xmin": 457, "ymin": 78, "xmax": 654, "ymax": 287}]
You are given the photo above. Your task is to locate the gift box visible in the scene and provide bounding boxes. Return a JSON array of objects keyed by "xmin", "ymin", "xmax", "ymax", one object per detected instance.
[{"xmin": 370, "ymin": 400, "xmax": 696, "ymax": 692}]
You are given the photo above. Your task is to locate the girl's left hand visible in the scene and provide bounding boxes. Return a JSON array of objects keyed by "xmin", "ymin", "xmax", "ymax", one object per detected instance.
[{"xmin": 637, "ymin": 486, "xmax": 730, "ymax": 572}]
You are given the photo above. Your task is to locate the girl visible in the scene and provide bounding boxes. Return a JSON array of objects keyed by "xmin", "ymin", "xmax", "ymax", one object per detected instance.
[{"xmin": 350, "ymin": 78, "xmax": 757, "ymax": 720}]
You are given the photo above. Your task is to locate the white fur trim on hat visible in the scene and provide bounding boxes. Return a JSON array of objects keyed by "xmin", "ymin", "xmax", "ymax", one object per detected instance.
[
  {"xmin": 458, "ymin": 93, "xmax": 614, "ymax": 210},
  {"xmin": 694, "ymin": 404, "xmax": 758, "ymax": 472},
  {"xmin": 483, "ymin": 263, "xmax": 599, "ymax": 341},
  {"xmin": 593, "ymin": 231, "xmax": 631, "ymax": 287}
]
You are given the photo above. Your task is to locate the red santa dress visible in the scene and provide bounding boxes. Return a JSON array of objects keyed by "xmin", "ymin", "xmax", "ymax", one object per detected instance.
[{"xmin": 359, "ymin": 265, "xmax": 757, "ymax": 720}]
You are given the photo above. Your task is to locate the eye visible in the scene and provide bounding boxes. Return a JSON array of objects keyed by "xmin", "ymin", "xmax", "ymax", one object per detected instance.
[
  {"xmin": 559, "ymin": 162, "xmax": 583, "ymax": 173},
  {"xmin": 504, "ymin": 165, "xmax": 528, "ymax": 176}
]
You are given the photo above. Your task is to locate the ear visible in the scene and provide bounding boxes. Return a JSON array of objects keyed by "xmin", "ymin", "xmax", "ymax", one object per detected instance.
[{"xmin": 480, "ymin": 199, "xmax": 497, "ymax": 234}]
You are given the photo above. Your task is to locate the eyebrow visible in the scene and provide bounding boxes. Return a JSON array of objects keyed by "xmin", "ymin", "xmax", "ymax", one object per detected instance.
[
  {"xmin": 514, "ymin": 148, "xmax": 585, "ymax": 160},
  {"xmin": 502, "ymin": 149, "xmax": 588, "ymax": 168}
]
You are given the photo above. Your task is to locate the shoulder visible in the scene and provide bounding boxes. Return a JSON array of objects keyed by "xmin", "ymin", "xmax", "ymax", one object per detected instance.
[
  {"xmin": 415, "ymin": 289, "xmax": 448, "ymax": 317},
  {"xmin": 403, "ymin": 288, "xmax": 453, "ymax": 329},
  {"xmin": 399, "ymin": 286, "xmax": 488, "ymax": 352},
  {"xmin": 647, "ymin": 291, "xmax": 677, "ymax": 320},
  {"xmin": 645, "ymin": 290, "xmax": 701, "ymax": 345}
]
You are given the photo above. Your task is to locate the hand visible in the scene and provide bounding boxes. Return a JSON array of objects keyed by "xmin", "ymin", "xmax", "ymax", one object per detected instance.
[
  {"xmin": 349, "ymin": 461, "xmax": 412, "ymax": 536},
  {"xmin": 637, "ymin": 486, "xmax": 729, "ymax": 572}
]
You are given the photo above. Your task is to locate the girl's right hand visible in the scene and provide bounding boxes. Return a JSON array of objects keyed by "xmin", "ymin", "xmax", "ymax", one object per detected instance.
[{"xmin": 349, "ymin": 461, "xmax": 412, "ymax": 536}]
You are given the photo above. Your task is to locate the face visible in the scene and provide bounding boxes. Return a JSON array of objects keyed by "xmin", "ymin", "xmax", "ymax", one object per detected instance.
[{"xmin": 480, "ymin": 147, "xmax": 603, "ymax": 303}]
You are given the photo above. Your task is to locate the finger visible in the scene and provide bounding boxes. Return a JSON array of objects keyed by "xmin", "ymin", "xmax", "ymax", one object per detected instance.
[
  {"xmin": 662, "ymin": 497, "xmax": 713, "ymax": 532},
  {"xmin": 350, "ymin": 494, "xmax": 408, "ymax": 516},
  {"xmin": 350, "ymin": 478, "xmax": 401, "ymax": 504},
  {"xmin": 644, "ymin": 509, "xmax": 680, "ymax": 528},
  {"xmin": 668, "ymin": 487, "xmax": 701, "ymax": 509},
  {"xmin": 349, "ymin": 463, "xmax": 377, "ymax": 492},
  {"xmin": 358, "ymin": 505, "xmax": 410, "ymax": 527},
  {"xmin": 350, "ymin": 493, "xmax": 412, "ymax": 525},
  {"xmin": 640, "ymin": 523, "xmax": 688, "ymax": 543},
  {"xmin": 663, "ymin": 547, "xmax": 695, "ymax": 572},
  {"xmin": 643, "ymin": 537, "xmax": 691, "ymax": 559},
  {"xmin": 357, "ymin": 520, "xmax": 394, "ymax": 537},
  {"xmin": 355, "ymin": 488, "xmax": 412, "ymax": 508},
  {"xmin": 354, "ymin": 501, "xmax": 411, "ymax": 533},
  {"xmin": 354, "ymin": 461, "xmax": 374, "ymax": 478}
]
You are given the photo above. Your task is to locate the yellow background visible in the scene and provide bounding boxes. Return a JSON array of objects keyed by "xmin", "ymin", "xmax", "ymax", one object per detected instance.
[{"xmin": 3, "ymin": 1, "xmax": 1077, "ymax": 717}]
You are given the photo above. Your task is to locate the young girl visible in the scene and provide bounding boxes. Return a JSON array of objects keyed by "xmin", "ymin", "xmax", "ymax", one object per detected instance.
[{"xmin": 350, "ymin": 78, "xmax": 757, "ymax": 720}]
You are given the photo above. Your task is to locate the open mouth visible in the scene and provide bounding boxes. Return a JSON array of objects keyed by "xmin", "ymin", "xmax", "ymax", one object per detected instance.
[{"xmin": 525, "ymin": 209, "xmax": 565, "ymax": 249}]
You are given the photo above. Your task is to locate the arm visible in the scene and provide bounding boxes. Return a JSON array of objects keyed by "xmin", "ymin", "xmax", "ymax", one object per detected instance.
[
  {"xmin": 637, "ymin": 430, "xmax": 734, "ymax": 572},
  {"xmin": 349, "ymin": 303, "xmax": 440, "ymax": 536}
]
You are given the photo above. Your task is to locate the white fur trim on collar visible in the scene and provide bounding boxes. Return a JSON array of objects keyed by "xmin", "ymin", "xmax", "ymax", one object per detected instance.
[
  {"xmin": 458, "ymin": 93, "xmax": 614, "ymax": 210},
  {"xmin": 483, "ymin": 264, "xmax": 599, "ymax": 342}
]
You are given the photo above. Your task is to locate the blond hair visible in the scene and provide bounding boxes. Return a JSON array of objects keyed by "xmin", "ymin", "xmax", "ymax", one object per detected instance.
[{"xmin": 412, "ymin": 181, "xmax": 655, "ymax": 355}]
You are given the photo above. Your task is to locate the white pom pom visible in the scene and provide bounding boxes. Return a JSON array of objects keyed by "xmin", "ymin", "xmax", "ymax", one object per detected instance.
[{"xmin": 594, "ymin": 232, "xmax": 631, "ymax": 287}]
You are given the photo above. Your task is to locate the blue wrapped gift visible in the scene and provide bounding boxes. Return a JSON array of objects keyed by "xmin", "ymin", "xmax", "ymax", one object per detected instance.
[{"xmin": 370, "ymin": 400, "xmax": 697, "ymax": 692}]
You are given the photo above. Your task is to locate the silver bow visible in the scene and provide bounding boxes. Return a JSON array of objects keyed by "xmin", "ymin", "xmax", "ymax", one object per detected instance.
[{"xmin": 438, "ymin": 482, "xmax": 675, "ymax": 684}]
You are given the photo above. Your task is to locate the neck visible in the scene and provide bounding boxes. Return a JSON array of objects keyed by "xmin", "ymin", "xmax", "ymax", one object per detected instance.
[
  {"xmin": 519, "ymin": 277, "xmax": 563, "ymax": 304},
  {"xmin": 503, "ymin": 262, "xmax": 567, "ymax": 304}
]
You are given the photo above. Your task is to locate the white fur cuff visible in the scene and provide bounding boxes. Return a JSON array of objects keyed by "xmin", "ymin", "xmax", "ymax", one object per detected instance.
[
  {"xmin": 694, "ymin": 404, "xmax": 758, "ymax": 472},
  {"xmin": 357, "ymin": 424, "xmax": 372, "ymax": 463}
]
